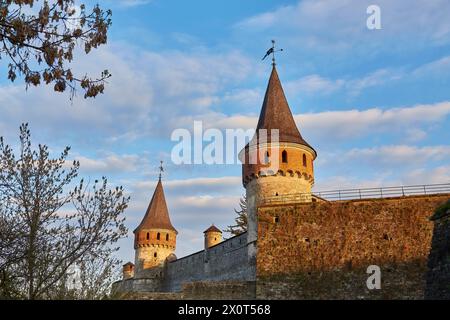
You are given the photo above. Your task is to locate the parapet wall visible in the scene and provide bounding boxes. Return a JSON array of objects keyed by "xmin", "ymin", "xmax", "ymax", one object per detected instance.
[
  {"xmin": 163, "ymin": 232, "xmax": 255, "ymax": 291},
  {"xmin": 256, "ymin": 194, "xmax": 450, "ymax": 299}
]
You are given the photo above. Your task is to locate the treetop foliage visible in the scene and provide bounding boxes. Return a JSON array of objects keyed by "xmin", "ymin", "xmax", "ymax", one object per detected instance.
[{"xmin": 0, "ymin": 0, "xmax": 112, "ymax": 99}]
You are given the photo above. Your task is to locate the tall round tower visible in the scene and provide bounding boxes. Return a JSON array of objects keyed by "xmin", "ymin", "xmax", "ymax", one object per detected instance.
[
  {"xmin": 133, "ymin": 176, "xmax": 178, "ymax": 272},
  {"xmin": 239, "ymin": 65, "xmax": 317, "ymax": 248}
]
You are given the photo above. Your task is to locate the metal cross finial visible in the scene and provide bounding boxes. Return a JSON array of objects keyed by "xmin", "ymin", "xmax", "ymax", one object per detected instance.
[
  {"xmin": 262, "ymin": 40, "xmax": 283, "ymax": 66},
  {"xmin": 158, "ymin": 160, "xmax": 164, "ymax": 181}
]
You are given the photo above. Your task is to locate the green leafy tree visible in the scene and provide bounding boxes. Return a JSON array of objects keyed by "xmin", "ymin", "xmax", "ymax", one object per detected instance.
[
  {"xmin": 0, "ymin": 123, "xmax": 129, "ymax": 299},
  {"xmin": 224, "ymin": 195, "xmax": 248, "ymax": 236},
  {"xmin": 0, "ymin": 0, "xmax": 112, "ymax": 98}
]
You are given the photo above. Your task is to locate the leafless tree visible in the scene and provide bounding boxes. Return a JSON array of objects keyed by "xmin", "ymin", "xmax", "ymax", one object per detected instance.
[{"xmin": 0, "ymin": 123, "xmax": 129, "ymax": 299}]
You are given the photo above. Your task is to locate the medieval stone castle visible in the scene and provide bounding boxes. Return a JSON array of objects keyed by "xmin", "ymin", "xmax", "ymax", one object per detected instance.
[{"xmin": 112, "ymin": 65, "xmax": 450, "ymax": 299}]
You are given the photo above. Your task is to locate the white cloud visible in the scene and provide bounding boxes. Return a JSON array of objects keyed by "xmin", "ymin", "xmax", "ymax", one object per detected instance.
[
  {"xmin": 235, "ymin": 0, "xmax": 450, "ymax": 49},
  {"xmin": 347, "ymin": 69, "xmax": 403, "ymax": 95},
  {"xmin": 172, "ymin": 195, "xmax": 239, "ymax": 211},
  {"xmin": 221, "ymin": 88, "xmax": 263, "ymax": 108},
  {"xmin": 313, "ymin": 175, "xmax": 399, "ymax": 192},
  {"xmin": 297, "ymin": 101, "xmax": 450, "ymax": 140},
  {"xmin": 412, "ymin": 56, "xmax": 450, "ymax": 77},
  {"xmin": 131, "ymin": 176, "xmax": 242, "ymax": 200},
  {"xmin": 345, "ymin": 145, "xmax": 450, "ymax": 166},
  {"xmin": 405, "ymin": 128, "xmax": 427, "ymax": 143},
  {"xmin": 284, "ymin": 67, "xmax": 406, "ymax": 98},
  {"xmin": 236, "ymin": 0, "xmax": 357, "ymax": 33},
  {"xmin": 75, "ymin": 154, "xmax": 143, "ymax": 173},
  {"xmin": 114, "ymin": 0, "xmax": 152, "ymax": 8},
  {"xmin": 0, "ymin": 42, "xmax": 254, "ymax": 144},
  {"xmin": 313, "ymin": 165, "xmax": 450, "ymax": 192},
  {"xmin": 285, "ymin": 75, "xmax": 344, "ymax": 95},
  {"xmin": 182, "ymin": 101, "xmax": 450, "ymax": 142},
  {"xmin": 167, "ymin": 176, "xmax": 241, "ymax": 189},
  {"xmin": 403, "ymin": 165, "xmax": 450, "ymax": 185},
  {"xmin": 274, "ymin": 54, "xmax": 450, "ymax": 99}
]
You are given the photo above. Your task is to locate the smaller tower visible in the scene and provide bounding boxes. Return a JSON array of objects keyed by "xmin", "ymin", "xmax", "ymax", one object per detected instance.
[
  {"xmin": 204, "ymin": 225, "xmax": 222, "ymax": 249},
  {"xmin": 134, "ymin": 165, "xmax": 177, "ymax": 272},
  {"xmin": 122, "ymin": 262, "xmax": 135, "ymax": 280}
]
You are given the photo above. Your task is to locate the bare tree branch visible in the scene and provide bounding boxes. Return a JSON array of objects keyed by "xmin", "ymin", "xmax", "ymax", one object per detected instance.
[
  {"xmin": 0, "ymin": 0, "xmax": 112, "ymax": 99},
  {"xmin": 0, "ymin": 123, "xmax": 129, "ymax": 299}
]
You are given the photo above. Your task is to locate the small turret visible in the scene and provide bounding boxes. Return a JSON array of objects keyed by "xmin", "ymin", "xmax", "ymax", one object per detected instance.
[
  {"xmin": 122, "ymin": 262, "xmax": 135, "ymax": 280},
  {"xmin": 204, "ymin": 225, "xmax": 222, "ymax": 249}
]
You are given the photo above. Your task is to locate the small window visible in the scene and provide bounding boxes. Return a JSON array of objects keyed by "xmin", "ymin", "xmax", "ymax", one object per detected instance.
[
  {"xmin": 264, "ymin": 151, "xmax": 270, "ymax": 164},
  {"xmin": 274, "ymin": 216, "xmax": 280, "ymax": 223},
  {"xmin": 303, "ymin": 154, "xmax": 307, "ymax": 167},
  {"xmin": 282, "ymin": 150, "xmax": 288, "ymax": 163},
  {"xmin": 166, "ymin": 234, "xmax": 169, "ymax": 241},
  {"xmin": 157, "ymin": 233, "xmax": 160, "ymax": 240},
  {"xmin": 146, "ymin": 232, "xmax": 149, "ymax": 240},
  {"xmin": 214, "ymin": 238, "xmax": 216, "ymax": 241},
  {"xmin": 154, "ymin": 252, "xmax": 157, "ymax": 258}
]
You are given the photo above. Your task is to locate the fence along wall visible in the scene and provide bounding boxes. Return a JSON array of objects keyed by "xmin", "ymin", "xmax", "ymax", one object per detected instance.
[
  {"xmin": 163, "ymin": 232, "xmax": 255, "ymax": 292},
  {"xmin": 261, "ymin": 183, "xmax": 450, "ymax": 205},
  {"xmin": 256, "ymin": 194, "xmax": 450, "ymax": 299}
]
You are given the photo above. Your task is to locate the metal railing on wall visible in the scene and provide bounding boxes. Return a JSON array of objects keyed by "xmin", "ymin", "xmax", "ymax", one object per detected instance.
[{"xmin": 260, "ymin": 183, "xmax": 450, "ymax": 205}]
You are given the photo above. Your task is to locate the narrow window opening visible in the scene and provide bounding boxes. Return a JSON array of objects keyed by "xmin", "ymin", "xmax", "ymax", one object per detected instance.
[
  {"xmin": 166, "ymin": 234, "xmax": 169, "ymax": 241},
  {"xmin": 282, "ymin": 150, "xmax": 288, "ymax": 163},
  {"xmin": 157, "ymin": 233, "xmax": 160, "ymax": 240},
  {"xmin": 154, "ymin": 252, "xmax": 157, "ymax": 258},
  {"xmin": 303, "ymin": 154, "xmax": 307, "ymax": 167},
  {"xmin": 146, "ymin": 232, "xmax": 149, "ymax": 240}
]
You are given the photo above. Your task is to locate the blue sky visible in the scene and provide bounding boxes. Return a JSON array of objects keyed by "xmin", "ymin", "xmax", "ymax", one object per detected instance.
[{"xmin": 1, "ymin": 0, "xmax": 450, "ymax": 260}]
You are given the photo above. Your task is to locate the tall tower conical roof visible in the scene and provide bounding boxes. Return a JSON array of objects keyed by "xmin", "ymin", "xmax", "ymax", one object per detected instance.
[
  {"xmin": 134, "ymin": 178, "xmax": 177, "ymax": 234},
  {"xmin": 252, "ymin": 65, "xmax": 315, "ymax": 155}
]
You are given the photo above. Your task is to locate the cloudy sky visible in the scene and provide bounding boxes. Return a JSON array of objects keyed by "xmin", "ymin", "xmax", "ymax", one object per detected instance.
[{"xmin": 1, "ymin": 0, "xmax": 450, "ymax": 260}]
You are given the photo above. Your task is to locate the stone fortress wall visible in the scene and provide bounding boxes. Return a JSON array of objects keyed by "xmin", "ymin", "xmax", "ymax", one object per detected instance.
[
  {"xmin": 113, "ymin": 193, "xmax": 450, "ymax": 299},
  {"xmin": 113, "ymin": 232, "xmax": 255, "ymax": 294},
  {"xmin": 163, "ymin": 232, "xmax": 254, "ymax": 291},
  {"xmin": 255, "ymin": 194, "xmax": 450, "ymax": 299}
]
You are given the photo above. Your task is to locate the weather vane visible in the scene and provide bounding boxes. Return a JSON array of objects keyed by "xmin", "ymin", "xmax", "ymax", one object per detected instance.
[
  {"xmin": 262, "ymin": 40, "xmax": 283, "ymax": 66},
  {"xmin": 158, "ymin": 160, "xmax": 164, "ymax": 180}
]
